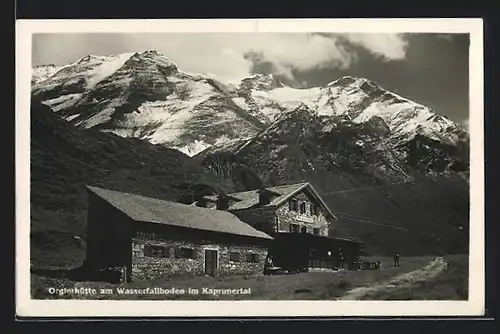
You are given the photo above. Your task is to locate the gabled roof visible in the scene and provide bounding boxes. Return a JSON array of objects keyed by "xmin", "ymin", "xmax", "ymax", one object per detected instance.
[
  {"xmin": 86, "ymin": 186, "xmax": 273, "ymax": 240},
  {"xmin": 201, "ymin": 182, "xmax": 337, "ymax": 220}
]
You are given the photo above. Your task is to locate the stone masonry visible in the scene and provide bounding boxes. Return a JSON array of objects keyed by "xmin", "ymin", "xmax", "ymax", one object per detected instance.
[
  {"xmin": 131, "ymin": 235, "xmax": 268, "ymax": 281},
  {"xmin": 275, "ymin": 192, "xmax": 330, "ymax": 236}
]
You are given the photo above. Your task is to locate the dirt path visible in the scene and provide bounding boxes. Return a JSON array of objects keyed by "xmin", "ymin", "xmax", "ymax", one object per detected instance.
[{"xmin": 338, "ymin": 257, "xmax": 448, "ymax": 300}]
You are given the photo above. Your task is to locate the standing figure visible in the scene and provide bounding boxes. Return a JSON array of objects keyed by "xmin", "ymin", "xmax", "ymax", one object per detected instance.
[
  {"xmin": 339, "ymin": 247, "xmax": 345, "ymax": 269},
  {"xmin": 264, "ymin": 255, "xmax": 275, "ymax": 275},
  {"xmin": 393, "ymin": 252, "xmax": 400, "ymax": 267},
  {"xmin": 267, "ymin": 256, "xmax": 274, "ymax": 268}
]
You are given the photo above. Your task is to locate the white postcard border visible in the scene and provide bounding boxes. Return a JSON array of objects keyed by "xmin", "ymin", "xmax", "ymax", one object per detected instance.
[{"xmin": 15, "ymin": 18, "xmax": 485, "ymax": 317}]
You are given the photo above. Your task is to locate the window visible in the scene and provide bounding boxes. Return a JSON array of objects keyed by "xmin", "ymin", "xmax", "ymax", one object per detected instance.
[
  {"xmin": 300, "ymin": 226, "xmax": 307, "ymax": 234},
  {"xmin": 143, "ymin": 245, "xmax": 153, "ymax": 257},
  {"xmin": 313, "ymin": 228, "xmax": 320, "ymax": 235},
  {"xmin": 314, "ymin": 205, "xmax": 320, "ymax": 216},
  {"xmin": 246, "ymin": 253, "xmax": 260, "ymax": 263},
  {"xmin": 289, "ymin": 199, "xmax": 298, "ymax": 211},
  {"xmin": 175, "ymin": 247, "xmax": 196, "ymax": 259},
  {"xmin": 289, "ymin": 224, "xmax": 300, "ymax": 233},
  {"xmin": 310, "ymin": 204, "xmax": 314, "ymax": 216},
  {"xmin": 229, "ymin": 252, "xmax": 240, "ymax": 262},
  {"xmin": 143, "ymin": 245, "xmax": 170, "ymax": 257},
  {"xmin": 299, "ymin": 202, "xmax": 306, "ymax": 214}
]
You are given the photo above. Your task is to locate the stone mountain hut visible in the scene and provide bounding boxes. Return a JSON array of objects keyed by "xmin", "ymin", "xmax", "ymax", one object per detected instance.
[{"xmin": 82, "ymin": 186, "xmax": 273, "ymax": 282}]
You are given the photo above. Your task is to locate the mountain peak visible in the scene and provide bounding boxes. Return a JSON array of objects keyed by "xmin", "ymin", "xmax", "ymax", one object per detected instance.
[
  {"xmin": 240, "ymin": 73, "xmax": 283, "ymax": 91},
  {"xmin": 76, "ymin": 54, "xmax": 111, "ymax": 64},
  {"xmin": 140, "ymin": 49, "xmax": 163, "ymax": 56},
  {"xmin": 327, "ymin": 75, "xmax": 380, "ymax": 89}
]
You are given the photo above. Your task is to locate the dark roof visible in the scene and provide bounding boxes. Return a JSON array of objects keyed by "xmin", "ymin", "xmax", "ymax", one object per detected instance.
[
  {"xmin": 86, "ymin": 186, "xmax": 273, "ymax": 240},
  {"xmin": 202, "ymin": 182, "xmax": 337, "ymax": 220}
]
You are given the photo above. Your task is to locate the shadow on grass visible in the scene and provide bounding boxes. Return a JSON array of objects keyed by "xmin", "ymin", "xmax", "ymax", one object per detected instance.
[{"xmin": 30, "ymin": 265, "xmax": 123, "ymax": 284}]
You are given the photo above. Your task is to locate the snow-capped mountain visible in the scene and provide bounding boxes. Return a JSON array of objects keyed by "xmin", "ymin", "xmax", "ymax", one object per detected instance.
[
  {"xmin": 31, "ymin": 49, "xmax": 468, "ymax": 163},
  {"xmin": 32, "ymin": 50, "xmax": 265, "ymax": 156},
  {"xmin": 232, "ymin": 75, "xmax": 468, "ymax": 147},
  {"xmin": 31, "ymin": 64, "xmax": 66, "ymax": 85}
]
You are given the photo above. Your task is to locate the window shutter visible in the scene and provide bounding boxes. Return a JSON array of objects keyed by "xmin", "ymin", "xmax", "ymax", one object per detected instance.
[
  {"xmin": 230, "ymin": 252, "xmax": 240, "ymax": 262},
  {"xmin": 162, "ymin": 247, "xmax": 170, "ymax": 257}
]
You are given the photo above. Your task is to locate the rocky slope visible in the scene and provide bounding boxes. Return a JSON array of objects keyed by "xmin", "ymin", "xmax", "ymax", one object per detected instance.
[
  {"xmin": 32, "ymin": 50, "xmax": 469, "ymax": 164},
  {"xmin": 31, "ymin": 64, "xmax": 66, "ymax": 85},
  {"xmin": 32, "ymin": 51, "xmax": 265, "ymax": 156}
]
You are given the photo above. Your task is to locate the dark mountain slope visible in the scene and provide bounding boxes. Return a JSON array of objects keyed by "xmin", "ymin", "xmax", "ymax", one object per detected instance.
[
  {"xmin": 30, "ymin": 98, "xmax": 236, "ymax": 268},
  {"xmin": 198, "ymin": 106, "xmax": 470, "ymax": 256}
]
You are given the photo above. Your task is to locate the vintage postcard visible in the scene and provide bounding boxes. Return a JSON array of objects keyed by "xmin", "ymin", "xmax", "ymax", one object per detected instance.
[{"xmin": 16, "ymin": 18, "xmax": 484, "ymax": 318}]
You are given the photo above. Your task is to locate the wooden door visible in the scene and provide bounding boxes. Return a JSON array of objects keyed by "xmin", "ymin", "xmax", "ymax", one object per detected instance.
[{"xmin": 204, "ymin": 249, "xmax": 218, "ymax": 276}]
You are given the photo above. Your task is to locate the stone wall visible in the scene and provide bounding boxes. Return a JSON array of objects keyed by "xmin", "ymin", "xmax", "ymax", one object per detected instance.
[
  {"xmin": 131, "ymin": 236, "xmax": 268, "ymax": 281},
  {"xmin": 275, "ymin": 190, "xmax": 331, "ymax": 236},
  {"xmin": 230, "ymin": 207, "xmax": 277, "ymax": 236}
]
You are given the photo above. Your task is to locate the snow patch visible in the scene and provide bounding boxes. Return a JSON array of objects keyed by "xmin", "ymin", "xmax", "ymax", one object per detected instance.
[
  {"xmin": 65, "ymin": 113, "xmax": 81, "ymax": 121},
  {"xmin": 232, "ymin": 97, "xmax": 249, "ymax": 110},
  {"xmin": 42, "ymin": 93, "xmax": 83, "ymax": 112},
  {"xmin": 175, "ymin": 140, "xmax": 213, "ymax": 157},
  {"xmin": 85, "ymin": 53, "xmax": 135, "ymax": 89}
]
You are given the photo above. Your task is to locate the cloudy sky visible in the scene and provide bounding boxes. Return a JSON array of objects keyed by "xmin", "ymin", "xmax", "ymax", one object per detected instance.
[{"xmin": 32, "ymin": 33, "xmax": 469, "ymax": 125}]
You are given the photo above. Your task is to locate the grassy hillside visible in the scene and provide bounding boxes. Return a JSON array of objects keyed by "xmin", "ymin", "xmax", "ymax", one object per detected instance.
[
  {"xmin": 31, "ymin": 255, "xmax": 467, "ymax": 300},
  {"xmin": 319, "ymin": 175, "xmax": 469, "ymax": 256},
  {"xmin": 30, "ymin": 98, "xmax": 236, "ymax": 268}
]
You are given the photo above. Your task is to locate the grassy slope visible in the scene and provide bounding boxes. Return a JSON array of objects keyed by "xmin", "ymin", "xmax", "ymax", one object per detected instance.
[
  {"xmin": 322, "ymin": 175, "xmax": 469, "ymax": 256},
  {"xmin": 30, "ymin": 98, "xmax": 235, "ymax": 268},
  {"xmin": 31, "ymin": 255, "xmax": 467, "ymax": 300}
]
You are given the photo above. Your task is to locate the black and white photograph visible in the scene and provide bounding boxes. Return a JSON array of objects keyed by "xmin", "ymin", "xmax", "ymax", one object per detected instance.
[{"xmin": 16, "ymin": 19, "xmax": 484, "ymax": 317}]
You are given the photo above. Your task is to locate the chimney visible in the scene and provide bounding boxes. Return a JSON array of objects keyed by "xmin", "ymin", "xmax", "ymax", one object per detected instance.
[
  {"xmin": 258, "ymin": 188, "xmax": 278, "ymax": 206},
  {"xmin": 216, "ymin": 194, "xmax": 231, "ymax": 210},
  {"xmin": 195, "ymin": 198, "xmax": 208, "ymax": 208}
]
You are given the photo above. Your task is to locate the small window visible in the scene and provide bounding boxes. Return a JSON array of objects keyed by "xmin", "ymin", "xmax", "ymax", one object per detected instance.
[
  {"xmin": 289, "ymin": 224, "xmax": 300, "ymax": 233},
  {"xmin": 143, "ymin": 245, "xmax": 169, "ymax": 257},
  {"xmin": 309, "ymin": 204, "xmax": 314, "ymax": 216},
  {"xmin": 229, "ymin": 252, "xmax": 240, "ymax": 262},
  {"xmin": 246, "ymin": 253, "xmax": 260, "ymax": 263},
  {"xmin": 152, "ymin": 245, "xmax": 169, "ymax": 257},
  {"xmin": 313, "ymin": 228, "xmax": 320, "ymax": 235},
  {"xmin": 314, "ymin": 205, "xmax": 320, "ymax": 216},
  {"xmin": 175, "ymin": 247, "xmax": 196, "ymax": 259},
  {"xmin": 299, "ymin": 202, "xmax": 306, "ymax": 214},
  {"xmin": 143, "ymin": 245, "xmax": 153, "ymax": 257},
  {"xmin": 289, "ymin": 199, "xmax": 298, "ymax": 211},
  {"xmin": 300, "ymin": 226, "xmax": 307, "ymax": 234}
]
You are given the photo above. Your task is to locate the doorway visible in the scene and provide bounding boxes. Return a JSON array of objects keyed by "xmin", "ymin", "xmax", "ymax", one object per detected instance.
[{"xmin": 204, "ymin": 249, "xmax": 218, "ymax": 276}]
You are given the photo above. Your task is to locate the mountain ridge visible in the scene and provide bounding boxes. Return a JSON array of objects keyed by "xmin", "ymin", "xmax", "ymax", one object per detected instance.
[{"xmin": 32, "ymin": 50, "xmax": 468, "ymax": 161}]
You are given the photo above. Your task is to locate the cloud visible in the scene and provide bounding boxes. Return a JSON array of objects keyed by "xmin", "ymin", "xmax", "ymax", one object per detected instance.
[
  {"xmin": 436, "ymin": 34, "xmax": 456, "ymax": 42},
  {"xmin": 33, "ymin": 33, "xmax": 409, "ymax": 84},
  {"xmin": 340, "ymin": 33, "xmax": 409, "ymax": 60}
]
